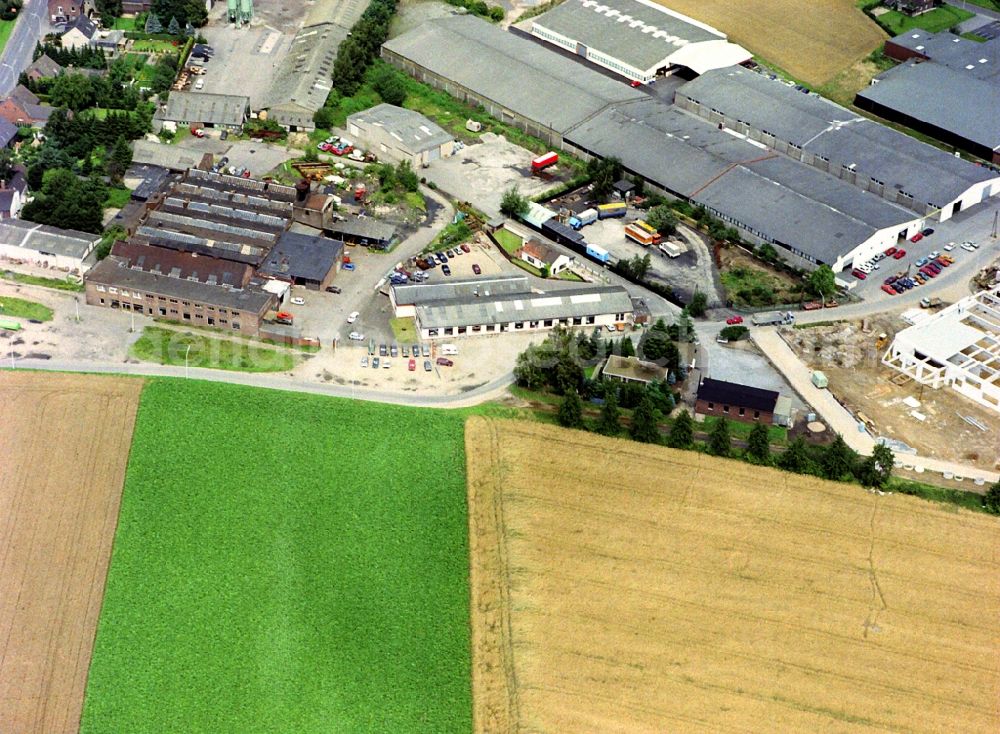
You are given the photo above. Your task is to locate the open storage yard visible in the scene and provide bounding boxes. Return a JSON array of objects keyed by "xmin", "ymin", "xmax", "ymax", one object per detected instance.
[
  {"xmin": 466, "ymin": 418, "xmax": 1000, "ymax": 733},
  {"xmin": 81, "ymin": 379, "xmax": 472, "ymax": 733},
  {"xmin": 0, "ymin": 372, "xmax": 142, "ymax": 734},
  {"xmin": 651, "ymin": 0, "xmax": 886, "ymax": 85}
]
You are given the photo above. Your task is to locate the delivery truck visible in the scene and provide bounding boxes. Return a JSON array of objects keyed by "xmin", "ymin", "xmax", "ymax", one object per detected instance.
[
  {"xmin": 751, "ymin": 310, "xmax": 795, "ymax": 326},
  {"xmin": 658, "ymin": 242, "xmax": 682, "ymax": 258},
  {"xmin": 531, "ymin": 152, "xmax": 559, "ymax": 174},
  {"xmin": 597, "ymin": 202, "xmax": 627, "ymax": 219},
  {"xmin": 586, "ymin": 244, "xmax": 611, "ymax": 264},
  {"xmin": 568, "ymin": 208, "xmax": 598, "ymax": 230}
]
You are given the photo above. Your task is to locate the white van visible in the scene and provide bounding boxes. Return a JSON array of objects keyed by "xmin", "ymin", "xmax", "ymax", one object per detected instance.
[{"xmin": 440, "ymin": 344, "xmax": 458, "ymax": 355}]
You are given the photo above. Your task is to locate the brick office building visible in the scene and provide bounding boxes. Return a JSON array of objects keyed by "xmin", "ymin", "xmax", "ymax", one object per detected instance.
[{"xmin": 695, "ymin": 378, "xmax": 779, "ymax": 425}]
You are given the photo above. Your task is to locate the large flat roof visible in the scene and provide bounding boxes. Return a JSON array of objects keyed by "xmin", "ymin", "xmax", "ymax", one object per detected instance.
[
  {"xmin": 857, "ymin": 62, "xmax": 1000, "ymax": 154},
  {"xmin": 0, "ymin": 219, "xmax": 98, "ymax": 258},
  {"xmin": 416, "ymin": 285, "xmax": 633, "ymax": 329},
  {"xmin": 262, "ymin": 22, "xmax": 344, "ymax": 121},
  {"xmin": 677, "ymin": 67, "xmax": 996, "ymax": 206},
  {"xmin": 393, "ymin": 275, "xmax": 530, "ymax": 306},
  {"xmin": 382, "ymin": 14, "xmax": 644, "ymax": 135},
  {"xmin": 158, "ymin": 92, "xmax": 249, "ymax": 127},
  {"xmin": 567, "ymin": 100, "xmax": 917, "ymax": 264},
  {"xmin": 258, "ymin": 231, "xmax": 344, "ymax": 282},
  {"xmin": 531, "ymin": 0, "xmax": 722, "ymax": 72},
  {"xmin": 348, "ymin": 103, "xmax": 453, "ymax": 155},
  {"xmin": 888, "ymin": 31, "xmax": 1000, "ymax": 80}
]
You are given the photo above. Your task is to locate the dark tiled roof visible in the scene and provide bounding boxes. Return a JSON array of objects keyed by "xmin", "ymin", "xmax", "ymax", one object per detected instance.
[
  {"xmin": 258, "ymin": 231, "xmax": 344, "ymax": 282},
  {"xmin": 110, "ymin": 240, "xmax": 254, "ymax": 287},
  {"xmin": 697, "ymin": 378, "xmax": 778, "ymax": 412}
]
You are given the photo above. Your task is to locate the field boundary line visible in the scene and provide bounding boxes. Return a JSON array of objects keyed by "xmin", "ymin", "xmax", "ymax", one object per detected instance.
[{"xmin": 465, "ymin": 417, "xmax": 519, "ymax": 733}]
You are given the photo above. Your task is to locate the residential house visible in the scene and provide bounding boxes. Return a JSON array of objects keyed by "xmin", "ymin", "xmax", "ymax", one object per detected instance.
[
  {"xmin": 0, "ymin": 118, "xmax": 18, "ymax": 148},
  {"xmin": 48, "ymin": 0, "xmax": 84, "ymax": 24},
  {"xmin": 516, "ymin": 238, "xmax": 573, "ymax": 275},
  {"xmin": 886, "ymin": 0, "xmax": 937, "ymax": 15},
  {"xmin": 0, "ymin": 86, "xmax": 54, "ymax": 128},
  {"xmin": 0, "ymin": 167, "xmax": 29, "ymax": 219},
  {"xmin": 695, "ymin": 378, "xmax": 780, "ymax": 425},
  {"xmin": 60, "ymin": 14, "xmax": 99, "ymax": 50},
  {"xmin": 601, "ymin": 355, "xmax": 668, "ymax": 385},
  {"xmin": 24, "ymin": 54, "xmax": 64, "ymax": 83}
]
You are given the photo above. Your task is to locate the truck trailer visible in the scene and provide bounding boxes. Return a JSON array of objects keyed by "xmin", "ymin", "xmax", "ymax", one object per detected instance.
[
  {"xmin": 531, "ymin": 152, "xmax": 559, "ymax": 174},
  {"xmin": 569, "ymin": 208, "xmax": 598, "ymax": 230},
  {"xmin": 624, "ymin": 222, "xmax": 659, "ymax": 246},
  {"xmin": 585, "ymin": 244, "xmax": 611, "ymax": 264},
  {"xmin": 658, "ymin": 242, "xmax": 682, "ymax": 258},
  {"xmin": 751, "ymin": 310, "xmax": 795, "ymax": 326},
  {"xmin": 597, "ymin": 202, "xmax": 627, "ymax": 219}
]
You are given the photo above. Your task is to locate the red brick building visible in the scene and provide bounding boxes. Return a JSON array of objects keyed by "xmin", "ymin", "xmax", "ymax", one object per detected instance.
[{"xmin": 695, "ymin": 378, "xmax": 778, "ymax": 425}]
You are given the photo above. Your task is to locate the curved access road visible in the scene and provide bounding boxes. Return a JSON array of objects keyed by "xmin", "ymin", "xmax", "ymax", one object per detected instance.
[{"xmin": 5, "ymin": 358, "xmax": 518, "ymax": 409}]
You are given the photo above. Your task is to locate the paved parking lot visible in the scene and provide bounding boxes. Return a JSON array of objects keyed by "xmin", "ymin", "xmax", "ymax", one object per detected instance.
[
  {"xmin": 221, "ymin": 140, "xmax": 303, "ymax": 177},
  {"xmin": 422, "ymin": 133, "xmax": 566, "ymax": 218}
]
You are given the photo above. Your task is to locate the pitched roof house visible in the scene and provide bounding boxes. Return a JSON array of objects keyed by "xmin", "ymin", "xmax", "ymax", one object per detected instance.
[
  {"xmin": 0, "ymin": 167, "xmax": 29, "ymax": 219},
  {"xmin": 516, "ymin": 238, "xmax": 573, "ymax": 275},
  {"xmin": 25, "ymin": 54, "xmax": 64, "ymax": 82},
  {"xmin": 60, "ymin": 14, "xmax": 99, "ymax": 50}
]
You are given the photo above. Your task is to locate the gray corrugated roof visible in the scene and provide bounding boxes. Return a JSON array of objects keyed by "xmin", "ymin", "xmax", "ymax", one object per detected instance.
[
  {"xmin": 259, "ymin": 231, "xmax": 344, "ymax": 282},
  {"xmin": 348, "ymin": 104, "xmax": 453, "ymax": 155},
  {"xmin": 261, "ymin": 22, "xmax": 344, "ymax": 115},
  {"xmin": 416, "ymin": 285, "xmax": 633, "ymax": 329},
  {"xmin": 326, "ymin": 217, "xmax": 396, "ymax": 242},
  {"xmin": 382, "ymin": 14, "xmax": 644, "ymax": 135},
  {"xmin": 87, "ymin": 256, "xmax": 275, "ymax": 312},
  {"xmin": 0, "ymin": 218, "xmax": 98, "ymax": 258},
  {"xmin": 531, "ymin": 0, "xmax": 720, "ymax": 72},
  {"xmin": 888, "ymin": 31, "xmax": 1000, "ymax": 80},
  {"xmin": 159, "ymin": 92, "xmax": 249, "ymax": 127},
  {"xmin": 132, "ymin": 140, "xmax": 208, "ymax": 172},
  {"xmin": 677, "ymin": 67, "xmax": 995, "ymax": 206},
  {"xmin": 857, "ymin": 62, "xmax": 1000, "ymax": 153},
  {"xmin": 393, "ymin": 275, "xmax": 529, "ymax": 306}
]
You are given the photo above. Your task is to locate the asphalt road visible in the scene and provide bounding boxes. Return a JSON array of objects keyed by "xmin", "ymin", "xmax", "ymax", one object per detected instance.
[{"xmin": 0, "ymin": 0, "xmax": 47, "ymax": 97}]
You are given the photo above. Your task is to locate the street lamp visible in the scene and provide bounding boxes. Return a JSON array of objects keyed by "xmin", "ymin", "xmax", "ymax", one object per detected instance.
[{"xmin": 185, "ymin": 344, "xmax": 191, "ymax": 378}]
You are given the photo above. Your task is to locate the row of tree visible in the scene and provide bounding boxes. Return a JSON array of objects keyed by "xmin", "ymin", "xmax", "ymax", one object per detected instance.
[
  {"xmin": 149, "ymin": 0, "xmax": 207, "ymax": 27},
  {"xmin": 331, "ymin": 0, "xmax": 399, "ymax": 97},
  {"xmin": 21, "ymin": 169, "xmax": 109, "ymax": 234},
  {"xmin": 34, "ymin": 42, "xmax": 109, "ymax": 70}
]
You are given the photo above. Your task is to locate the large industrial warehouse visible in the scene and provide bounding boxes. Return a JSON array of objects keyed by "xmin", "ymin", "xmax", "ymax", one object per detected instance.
[
  {"xmin": 383, "ymin": 15, "xmax": 1000, "ymax": 274},
  {"xmin": 528, "ymin": 0, "xmax": 751, "ymax": 82}
]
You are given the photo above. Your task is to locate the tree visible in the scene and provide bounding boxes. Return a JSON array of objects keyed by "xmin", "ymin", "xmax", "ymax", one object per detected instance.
[
  {"xmin": 707, "ymin": 417, "xmax": 731, "ymax": 457},
  {"xmin": 371, "ymin": 63, "xmax": 406, "ymax": 106},
  {"xmin": 49, "ymin": 73, "xmax": 95, "ymax": 112},
  {"xmin": 0, "ymin": 149, "xmax": 14, "ymax": 183},
  {"xmin": 676, "ymin": 310, "xmax": 695, "ymax": 343},
  {"xmin": 641, "ymin": 328, "xmax": 669, "ymax": 361},
  {"xmin": 688, "ymin": 291, "xmax": 708, "ymax": 317},
  {"xmin": 667, "ymin": 409, "xmax": 694, "ymax": 449},
  {"xmin": 807, "ymin": 264, "xmax": 837, "ymax": 302},
  {"xmin": 745, "ymin": 422, "xmax": 771, "ymax": 465},
  {"xmin": 858, "ymin": 443, "xmax": 894, "ymax": 488},
  {"xmin": 778, "ymin": 436, "xmax": 811, "ymax": 474},
  {"xmin": 663, "ymin": 342, "xmax": 681, "ymax": 374},
  {"xmin": 21, "ymin": 169, "xmax": 107, "ymax": 234},
  {"xmin": 644, "ymin": 204, "xmax": 677, "ymax": 237},
  {"xmin": 587, "ymin": 156, "xmax": 622, "ymax": 200},
  {"xmin": 630, "ymin": 394, "xmax": 661, "ymax": 444},
  {"xmin": 618, "ymin": 335, "xmax": 635, "ymax": 358},
  {"xmin": 167, "ymin": 15, "xmax": 181, "ymax": 35},
  {"xmin": 313, "ymin": 106, "xmax": 336, "ymax": 129},
  {"xmin": 395, "ymin": 160, "xmax": 418, "ymax": 192},
  {"xmin": 557, "ymin": 388, "xmax": 585, "ymax": 429},
  {"xmin": 145, "ymin": 11, "xmax": 163, "ymax": 33},
  {"xmin": 820, "ymin": 434, "xmax": 858, "ymax": 482},
  {"xmin": 984, "ymin": 481, "xmax": 1000, "ymax": 515},
  {"xmin": 595, "ymin": 387, "xmax": 621, "ymax": 436},
  {"xmin": 106, "ymin": 136, "xmax": 132, "ymax": 183},
  {"xmin": 719, "ymin": 325, "xmax": 749, "ymax": 342},
  {"xmin": 500, "ymin": 185, "xmax": 529, "ymax": 218}
]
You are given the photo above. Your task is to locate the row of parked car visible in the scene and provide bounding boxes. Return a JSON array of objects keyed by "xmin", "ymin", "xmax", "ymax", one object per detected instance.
[
  {"xmin": 362, "ymin": 356, "xmax": 451, "ymax": 371},
  {"xmin": 880, "ymin": 254, "xmax": 955, "ymax": 295}
]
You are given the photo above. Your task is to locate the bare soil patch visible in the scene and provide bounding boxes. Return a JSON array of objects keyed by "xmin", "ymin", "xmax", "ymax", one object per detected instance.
[
  {"xmin": 652, "ymin": 0, "xmax": 886, "ymax": 85},
  {"xmin": 0, "ymin": 372, "xmax": 142, "ymax": 734},
  {"xmin": 466, "ymin": 417, "xmax": 1000, "ymax": 733}
]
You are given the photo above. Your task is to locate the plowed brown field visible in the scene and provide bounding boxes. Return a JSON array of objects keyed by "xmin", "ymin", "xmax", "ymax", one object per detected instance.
[
  {"xmin": 466, "ymin": 418, "xmax": 1000, "ymax": 733},
  {"xmin": 0, "ymin": 372, "xmax": 142, "ymax": 734},
  {"xmin": 653, "ymin": 0, "xmax": 886, "ymax": 85}
]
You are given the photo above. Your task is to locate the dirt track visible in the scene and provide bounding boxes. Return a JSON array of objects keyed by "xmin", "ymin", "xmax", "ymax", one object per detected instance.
[
  {"xmin": 466, "ymin": 417, "xmax": 1000, "ymax": 733},
  {"xmin": 0, "ymin": 372, "xmax": 142, "ymax": 734}
]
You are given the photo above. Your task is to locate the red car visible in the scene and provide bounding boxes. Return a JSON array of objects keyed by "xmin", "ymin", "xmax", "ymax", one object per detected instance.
[
  {"xmin": 241, "ymin": 169, "xmax": 251, "ymax": 178},
  {"xmin": 893, "ymin": 249, "xmax": 906, "ymax": 260},
  {"xmin": 884, "ymin": 247, "xmax": 897, "ymax": 256},
  {"xmin": 935, "ymin": 257, "xmax": 950, "ymax": 267},
  {"xmin": 629, "ymin": 80, "xmax": 642, "ymax": 87},
  {"xmin": 408, "ymin": 358, "xmax": 416, "ymax": 371},
  {"xmin": 910, "ymin": 232, "xmax": 924, "ymax": 243},
  {"xmin": 436, "ymin": 357, "xmax": 453, "ymax": 367},
  {"xmin": 881, "ymin": 284, "xmax": 897, "ymax": 296},
  {"xmin": 472, "ymin": 263, "xmax": 481, "ymax": 275},
  {"xmin": 852, "ymin": 268, "xmax": 867, "ymax": 280},
  {"xmin": 461, "ymin": 243, "xmax": 471, "ymax": 253},
  {"xmin": 725, "ymin": 315, "xmax": 744, "ymax": 325}
]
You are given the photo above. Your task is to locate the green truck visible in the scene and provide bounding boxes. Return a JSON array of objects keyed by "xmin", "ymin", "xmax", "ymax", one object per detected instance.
[{"xmin": 0, "ymin": 316, "xmax": 22, "ymax": 331}]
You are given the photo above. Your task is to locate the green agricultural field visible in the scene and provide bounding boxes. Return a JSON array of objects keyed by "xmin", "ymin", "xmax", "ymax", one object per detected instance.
[
  {"xmin": 82, "ymin": 379, "xmax": 472, "ymax": 733},
  {"xmin": 0, "ymin": 296, "xmax": 54, "ymax": 321}
]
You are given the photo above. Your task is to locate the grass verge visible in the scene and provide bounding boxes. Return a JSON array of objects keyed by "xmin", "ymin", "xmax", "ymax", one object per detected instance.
[
  {"xmin": 877, "ymin": 4, "xmax": 974, "ymax": 34},
  {"xmin": 0, "ymin": 19, "xmax": 14, "ymax": 55},
  {"xmin": 390, "ymin": 316, "xmax": 418, "ymax": 343},
  {"xmin": 130, "ymin": 326, "xmax": 298, "ymax": 372},
  {"xmin": 0, "ymin": 270, "xmax": 84, "ymax": 291},
  {"xmin": 81, "ymin": 379, "xmax": 473, "ymax": 733},
  {"xmin": 104, "ymin": 186, "xmax": 131, "ymax": 209},
  {"xmin": 494, "ymin": 228, "xmax": 522, "ymax": 255},
  {"xmin": 0, "ymin": 296, "xmax": 54, "ymax": 321}
]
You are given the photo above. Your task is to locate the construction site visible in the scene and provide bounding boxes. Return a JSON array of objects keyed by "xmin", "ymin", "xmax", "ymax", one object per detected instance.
[{"xmin": 783, "ymin": 315, "xmax": 999, "ymax": 473}]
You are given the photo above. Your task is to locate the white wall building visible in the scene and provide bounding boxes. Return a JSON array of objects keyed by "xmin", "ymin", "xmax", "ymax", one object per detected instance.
[
  {"xmin": 0, "ymin": 219, "xmax": 99, "ymax": 274},
  {"xmin": 347, "ymin": 104, "xmax": 455, "ymax": 168},
  {"xmin": 883, "ymin": 286, "xmax": 1000, "ymax": 414}
]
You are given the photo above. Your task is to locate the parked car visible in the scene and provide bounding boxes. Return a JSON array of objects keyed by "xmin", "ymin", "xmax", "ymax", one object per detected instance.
[
  {"xmin": 242, "ymin": 169, "xmax": 251, "ymax": 178},
  {"xmin": 382, "ymin": 359, "xmax": 391, "ymax": 368},
  {"xmin": 408, "ymin": 358, "xmax": 416, "ymax": 371},
  {"xmin": 326, "ymin": 285, "xmax": 342, "ymax": 294},
  {"xmin": 910, "ymin": 232, "xmax": 924, "ymax": 242},
  {"xmin": 348, "ymin": 331, "xmax": 364, "ymax": 340},
  {"xmin": 881, "ymin": 284, "xmax": 897, "ymax": 296},
  {"xmin": 884, "ymin": 275, "xmax": 898, "ymax": 285},
  {"xmin": 884, "ymin": 246, "xmax": 897, "ymax": 256},
  {"xmin": 893, "ymin": 249, "xmax": 907, "ymax": 259},
  {"xmin": 291, "ymin": 297, "xmax": 305, "ymax": 306},
  {"xmin": 916, "ymin": 257, "xmax": 928, "ymax": 267},
  {"xmin": 379, "ymin": 343, "xmax": 387, "ymax": 356},
  {"xmin": 941, "ymin": 254, "xmax": 955, "ymax": 264},
  {"xmin": 921, "ymin": 227, "xmax": 934, "ymax": 236},
  {"xmin": 928, "ymin": 250, "xmax": 940, "ymax": 259},
  {"xmin": 424, "ymin": 360, "xmax": 432, "ymax": 372},
  {"xmin": 943, "ymin": 242, "xmax": 955, "ymax": 251},
  {"xmin": 436, "ymin": 357, "xmax": 454, "ymax": 367},
  {"xmin": 361, "ymin": 356, "xmax": 368, "ymax": 367},
  {"xmin": 472, "ymin": 263, "xmax": 481, "ymax": 275},
  {"xmin": 442, "ymin": 264, "xmax": 452, "ymax": 276},
  {"xmin": 461, "ymin": 243, "xmax": 471, "ymax": 253},
  {"xmin": 373, "ymin": 357, "xmax": 380, "ymax": 368},
  {"xmin": 412, "ymin": 344, "xmax": 420, "ymax": 357},
  {"xmin": 401, "ymin": 345, "xmax": 409, "ymax": 357},
  {"xmin": 961, "ymin": 242, "xmax": 976, "ymax": 252},
  {"xmin": 421, "ymin": 344, "xmax": 431, "ymax": 357},
  {"xmin": 194, "ymin": 79, "xmax": 204, "ymax": 90},
  {"xmin": 347, "ymin": 311, "xmax": 359, "ymax": 323},
  {"xmin": 852, "ymin": 269, "xmax": 867, "ymax": 280},
  {"xmin": 725, "ymin": 315, "xmax": 744, "ymax": 325},
  {"xmin": 446, "ymin": 249, "xmax": 456, "ymax": 258},
  {"xmin": 343, "ymin": 263, "xmax": 355, "ymax": 271},
  {"xmin": 390, "ymin": 344, "xmax": 398, "ymax": 357},
  {"xmin": 629, "ymin": 79, "xmax": 642, "ymax": 87}
]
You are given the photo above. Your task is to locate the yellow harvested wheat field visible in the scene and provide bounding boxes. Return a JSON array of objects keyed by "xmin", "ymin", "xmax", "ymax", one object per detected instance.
[
  {"xmin": 466, "ymin": 418, "xmax": 1000, "ymax": 733},
  {"xmin": 653, "ymin": 0, "xmax": 886, "ymax": 85}
]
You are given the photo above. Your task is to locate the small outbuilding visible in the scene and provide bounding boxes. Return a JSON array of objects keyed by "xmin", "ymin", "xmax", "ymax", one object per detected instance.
[
  {"xmin": 516, "ymin": 238, "xmax": 573, "ymax": 275},
  {"xmin": 346, "ymin": 104, "xmax": 454, "ymax": 167},
  {"xmin": 602, "ymin": 355, "xmax": 667, "ymax": 385}
]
